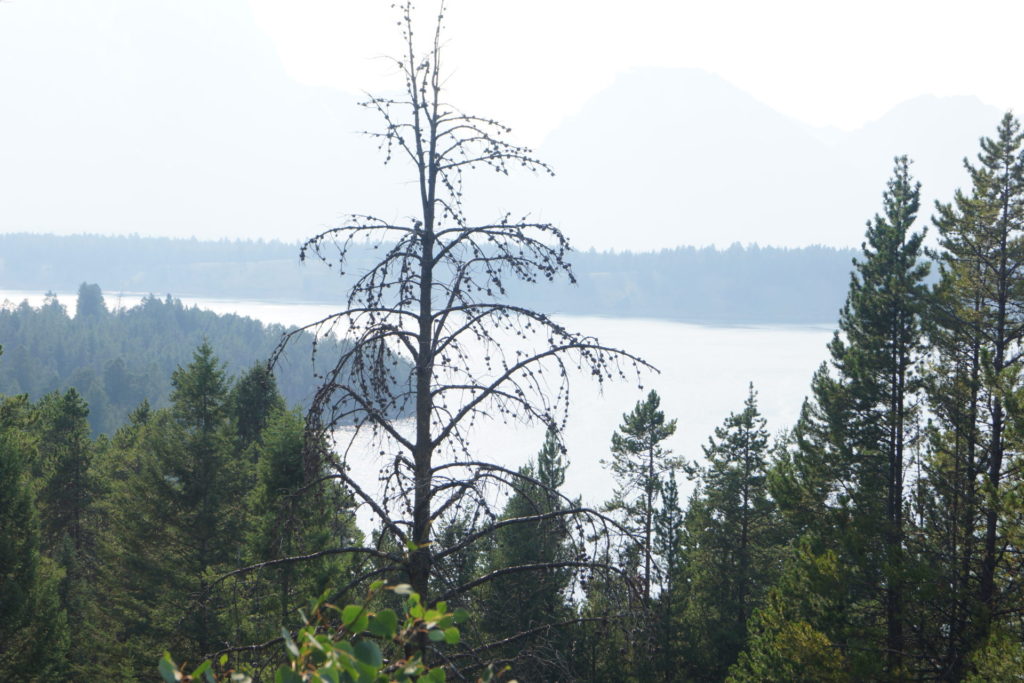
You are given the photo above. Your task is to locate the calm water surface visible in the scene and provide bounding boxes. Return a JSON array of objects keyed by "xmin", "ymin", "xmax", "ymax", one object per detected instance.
[{"xmin": 1, "ymin": 289, "xmax": 833, "ymax": 507}]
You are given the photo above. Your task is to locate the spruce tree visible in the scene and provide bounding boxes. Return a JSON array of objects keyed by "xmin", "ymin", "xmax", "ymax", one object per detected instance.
[
  {"xmin": 99, "ymin": 343, "xmax": 248, "ymax": 674},
  {"xmin": 35, "ymin": 389, "xmax": 94, "ymax": 556},
  {"xmin": 34, "ymin": 388, "xmax": 98, "ymax": 678},
  {"xmin": 0, "ymin": 359, "xmax": 68, "ymax": 679},
  {"xmin": 478, "ymin": 429, "xmax": 574, "ymax": 679},
  {"xmin": 681, "ymin": 384, "xmax": 779, "ymax": 679},
  {"xmin": 244, "ymin": 408, "xmax": 361, "ymax": 645},
  {"xmin": 230, "ymin": 363, "xmax": 285, "ymax": 456}
]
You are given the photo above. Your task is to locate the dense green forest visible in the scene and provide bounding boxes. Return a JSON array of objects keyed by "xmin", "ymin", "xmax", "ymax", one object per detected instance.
[
  {"xmin": 0, "ymin": 284, "xmax": 407, "ymax": 435},
  {"xmin": 7, "ymin": 5, "xmax": 1024, "ymax": 681},
  {"xmin": 7, "ymin": 123, "xmax": 1024, "ymax": 682},
  {"xmin": 0, "ymin": 233, "xmax": 856, "ymax": 324}
]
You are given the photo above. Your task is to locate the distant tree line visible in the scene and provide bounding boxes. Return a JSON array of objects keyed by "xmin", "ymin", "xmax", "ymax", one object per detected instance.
[
  {"xmin": 0, "ymin": 284, "xmax": 409, "ymax": 435},
  {"xmin": 0, "ymin": 233, "xmax": 856, "ymax": 324}
]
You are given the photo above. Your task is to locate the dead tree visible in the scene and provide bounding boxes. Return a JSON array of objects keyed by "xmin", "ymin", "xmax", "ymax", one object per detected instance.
[{"xmin": 272, "ymin": 0, "xmax": 648, "ymax": 649}]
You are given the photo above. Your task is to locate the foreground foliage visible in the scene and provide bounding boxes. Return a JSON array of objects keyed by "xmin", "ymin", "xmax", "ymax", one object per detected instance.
[{"xmin": 159, "ymin": 584, "xmax": 509, "ymax": 683}]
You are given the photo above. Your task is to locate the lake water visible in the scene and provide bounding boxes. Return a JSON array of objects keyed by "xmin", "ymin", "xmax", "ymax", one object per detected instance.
[{"xmin": 1, "ymin": 288, "xmax": 834, "ymax": 508}]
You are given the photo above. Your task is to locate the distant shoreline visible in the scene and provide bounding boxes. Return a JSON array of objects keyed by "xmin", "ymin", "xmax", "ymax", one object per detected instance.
[{"xmin": 0, "ymin": 233, "xmax": 855, "ymax": 326}]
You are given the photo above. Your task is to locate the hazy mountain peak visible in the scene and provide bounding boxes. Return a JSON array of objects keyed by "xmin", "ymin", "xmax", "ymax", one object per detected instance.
[
  {"xmin": 544, "ymin": 66, "xmax": 816, "ymax": 149},
  {"xmin": 498, "ymin": 69, "xmax": 1005, "ymax": 251},
  {"xmin": 830, "ymin": 93, "xmax": 1002, "ymax": 216},
  {"xmin": 0, "ymin": 4, "xmax": 1009, "ymax": 251}
]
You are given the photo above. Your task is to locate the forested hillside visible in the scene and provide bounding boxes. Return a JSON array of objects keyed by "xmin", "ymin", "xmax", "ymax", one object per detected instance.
[
  {"xmin": 0, "ymin": 233, "xmax": 855, "ymax": 324},
  {"xmin": 0, "ymin": 344, "xmax": 363, "ymax": 680},
  {"xmin": 0, "ymin": 284, "xmax": 406, "ymax": 434}
]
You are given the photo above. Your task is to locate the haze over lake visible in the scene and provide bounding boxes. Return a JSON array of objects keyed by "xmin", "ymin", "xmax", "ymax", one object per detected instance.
[{"xmin": 2, "ymin": 289, "xmax": 833, "ymax": 505}]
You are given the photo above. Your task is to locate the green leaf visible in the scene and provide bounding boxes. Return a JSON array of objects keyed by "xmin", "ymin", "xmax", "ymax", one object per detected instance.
[
  {"xmin": 452, "ymin": 608, "xmax": 469, "ymax": 624},
  {"xmin": 158, "ymin": 653, "xmax": 180, "ymax": 683},
  {"xmin": 353, "ymin": 639, "xmax": 383, "ymax": 668},
  {"xmin": 281, "ymin": 627, "xmax": 300, "ymax": 658},
  {"xmin": 408, "ymin": 594, "xmax": 424, "ymax": 618},
  {"xmin": 369, "ymin": 579, "xmax": 385, "ymax": 593},
  {"xmin": 274, "ymin": 666, "xmax": 303, "ymax": 683},
  {"xmin": 192, "ymin": 660, "xmax": 212, "ymax": 677},
  {"xmin": 354, "ymin": 660, "xmax": 377, "ymax": 682},
  {"xmin": 443, "ymin": 627, "xmax": 460, "ymax": 645},
  {"xmin": 427, "ymin": 629, "xmax": 446, "ymax": 642},
  {"xmin": 342, "ymin": 604, "xmax": 362, "ymax": 625},
  {"xmin": 342, "ymin": 604, "xmax": 369, "ymax": 633},
  {"xmin": 319, "ymin": 668, "xmax": 341, "ymax": 683},
  {"xmin": 435, "ymin": 600, "xmax": 447, "ymax": 613},
  {"xmin": 219, "ymin": 654, "xmax": 230, "ymax": 667},
  {"xmin": 427, "ymin": 666, "xmax": 447, "ymax": 682},
  {"xmin": 369, "ymin": 608, "xmax": 398, "ymax": 638}
]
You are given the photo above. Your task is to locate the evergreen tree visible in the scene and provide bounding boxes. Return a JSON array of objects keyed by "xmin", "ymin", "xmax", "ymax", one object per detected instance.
[
  {"xmin": 98, "ymin": 343, "xmax": 248, "ymax": 675},
  {"xmin": 478, "ymin": 428, "xmax": 574, "ymax": 680},
  {"xmin": 35, "ymin": 389, "xmax": 94, "ymax": 554},
  {"xmin": 230, "ymin": 362, "xmax": 285, "ymax": 456},
  {"xmin": 921, "ymin": 111, "xmax": 1024, "ymax": 676},
  {"xmin": 74, "ymin": 282, "xmax": 107, "ymax": 320},
  {"xmin": 34, "ymin": 388, "xmax": 99, "ymax": 678},
  {"xmin": 727, "ymin": 543, "xmax": 848, "ymax": 683},
  {"xmin": 244, "ymin": 408, "xmax": 361, "ymax": 647},
  {"xmin": 770, "ymin": 158, "xmax": 928, "ymax": 678},
  {"xmin": 86, "ymin": 401, "xmax": 153, "ymax": 678},
  {"xmin": 603, "ymin": 390, "xmax": 679, "ymax": 607},
  {"xmin": 652, "ymin": 471, "xmax": 684, "ymax": 679},
  {"xmin": 681, "ymin": 384, "xmax": 779, "ymax": 679},
  {"xmin": 829, "ymin": 156, "xmax": 928, "ymax": 676},
  {"xmin": 572, "ymin": 543, "xmax": 637, "ymax": 683},
  {"xmin": 0, "ymin": 372, "xmax": 68, "ymax": 679}
]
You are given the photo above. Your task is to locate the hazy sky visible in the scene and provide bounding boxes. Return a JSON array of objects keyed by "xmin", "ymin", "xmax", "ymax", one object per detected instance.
[
  {"xmin": 1, "ymin": 0, "xmax": 1021, "ymax": 248},
  {"xmin": 249, "ymin": 0, "xmax": 1024, "ymax": 145}
]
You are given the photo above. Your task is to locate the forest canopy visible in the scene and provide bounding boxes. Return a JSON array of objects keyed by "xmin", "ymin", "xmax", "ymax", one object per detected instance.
[{"xmin": 0, "ymin": 284, "xmax": 410, "ymax": 434}]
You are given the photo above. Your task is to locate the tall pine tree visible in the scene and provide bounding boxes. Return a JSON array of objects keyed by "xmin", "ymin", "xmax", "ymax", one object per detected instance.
[
  {"xmin": 769, "ymin": 157, "xmax": 928, "ymax": 678},
  {"xmin": 603, "ymin": 390, "xmax": 679, "ymax": 608},
  {"xmin": 922, "ymin": 112, "xmax": 1024, "ymax": 677},
  {"xmin": 829, "ymin": 156, "xmax": 928, "ymax": 676}
]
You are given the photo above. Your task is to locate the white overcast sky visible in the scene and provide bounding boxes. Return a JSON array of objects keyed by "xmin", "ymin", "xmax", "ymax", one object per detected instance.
[
  {"xmin": 2, "ymin": 0, "xmax": 1023, "ymax": 248},
  {"xmin": 249, "ymin": 0, "xmax": 1023, "ymax": 145}
]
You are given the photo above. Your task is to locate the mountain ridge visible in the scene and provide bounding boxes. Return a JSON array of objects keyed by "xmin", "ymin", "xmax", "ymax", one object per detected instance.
[{"xmin": 0, "ymin": 0, "xmax": 1005, "ymax": 250}]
